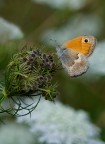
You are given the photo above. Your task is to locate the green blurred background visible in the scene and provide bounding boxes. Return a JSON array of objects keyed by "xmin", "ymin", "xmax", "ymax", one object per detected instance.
[{"xmin": 0, "ymin": 0, "xmax": 105, "ymax": 141}]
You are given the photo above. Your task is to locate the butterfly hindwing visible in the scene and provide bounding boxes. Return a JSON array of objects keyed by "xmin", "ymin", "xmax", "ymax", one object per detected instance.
[{"xmin": 56, "ymin": 46, "xmax": 89, "ymax": 77}]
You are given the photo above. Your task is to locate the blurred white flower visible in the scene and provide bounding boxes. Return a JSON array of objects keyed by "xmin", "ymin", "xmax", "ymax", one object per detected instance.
[
  {"xmin": 42, "ymin": 15, "xmax": 102, "ymax": 46},
  {"xmin": 73, "ymin": 139, "xmax": 105, "ymax": 144},
  {"xmin": 0, "ymin": 17, "xmax": 23, "ymax": 43},
  {"xmin": 0, "ymin": 123, "xmax": 34, "ymax": 144},
  {"xmin": 32, "ymin": 0, "xmax": 87, "ymax": 10},
  {"xmin": 17, "ymin": 99, "xmax": 105, "ymax": 144}
]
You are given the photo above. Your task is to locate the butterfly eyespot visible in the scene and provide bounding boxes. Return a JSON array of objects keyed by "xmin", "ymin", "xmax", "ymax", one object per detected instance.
[{"xmin": 84, "ymin": 38, "xmax": 89, "ymax": 43}]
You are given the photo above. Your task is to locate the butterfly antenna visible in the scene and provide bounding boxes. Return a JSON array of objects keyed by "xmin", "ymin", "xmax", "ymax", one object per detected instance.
[{"xmin": 49, "ymin": 38, "xmax": 61, "ymax": 49}]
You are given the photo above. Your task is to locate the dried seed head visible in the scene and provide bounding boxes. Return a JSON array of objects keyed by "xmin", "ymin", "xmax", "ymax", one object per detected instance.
[
  {"xmin": 5, "ymin": 47, "xmax": 59, "ymax": 102},
  {"xmin": 1, "ymin": 45, "xmax": 60, "ymax": 116}
]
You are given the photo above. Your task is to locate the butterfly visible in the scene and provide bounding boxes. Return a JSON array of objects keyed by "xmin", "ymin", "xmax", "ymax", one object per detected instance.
[{"xmin": 56, "ymin": 36, "xmax": 97, "ymax": 77}]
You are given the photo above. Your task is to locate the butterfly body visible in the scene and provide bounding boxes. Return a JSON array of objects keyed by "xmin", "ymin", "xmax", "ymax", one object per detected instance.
[{"xmin": 56, "ymin": 36, "xmax": 96, "ymax": 77}]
